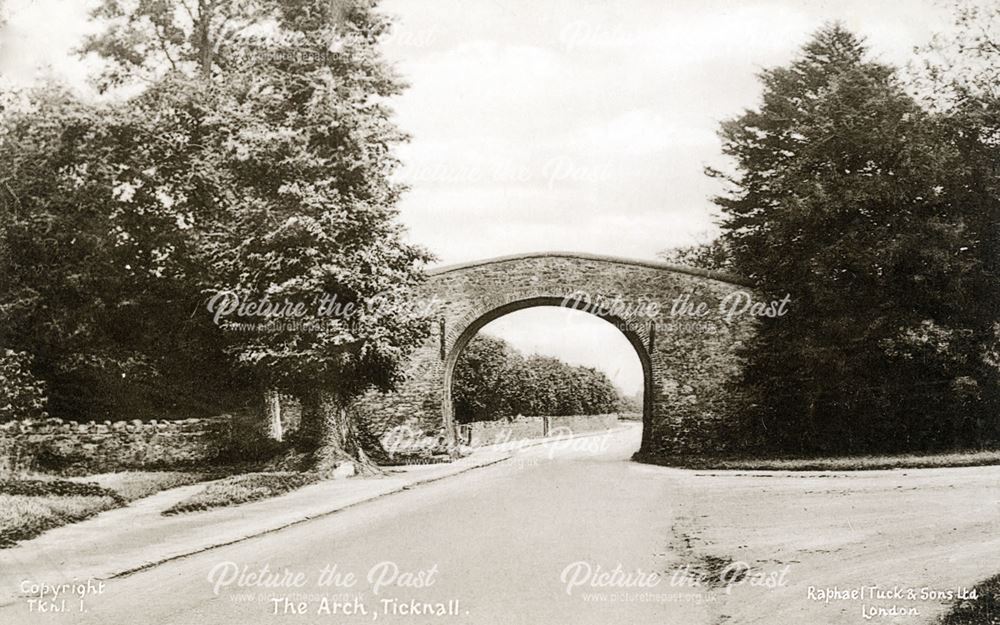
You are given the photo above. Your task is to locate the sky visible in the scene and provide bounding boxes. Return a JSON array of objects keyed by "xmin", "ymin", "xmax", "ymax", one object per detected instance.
[
  {"xmin": 373, "ymin": 0, "xmax": 947, "ymax": 395},
  {"xmin": 377, "ymin": 0, "xmax": 950, "ymax": 265},
  {"xmin": 0, "ymin": 0, "xmax": 953, "ymax": 395}
]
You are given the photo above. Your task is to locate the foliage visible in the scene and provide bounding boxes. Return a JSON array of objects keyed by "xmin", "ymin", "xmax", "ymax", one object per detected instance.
[
  {"xmin": 0, "ymin": 87, "xmax": 247, "ymax": 421},
  {"xmin": 452, "ymin": 335, "xmax": 625, "ymax": 422},
  {"xmin": 659, "ymin": 237, "xmax": 734, "ymax": 273},
  {"xmin": 913, "ymin": 0, "xmax": 1000, "ymax": 399},
  {"xmin": 517, "ymin": 355, "xmax": 622, "ymax": 417},
  {"xmin": 618, "ymin": 389, "xmax": 642, "ymax": 414},
  {"xmin": 911, "ymin": 0, "xmax": 1000, "ymax": 107},
  {"xmin": 0, "ymin": 350, "xmax": 47, "ymax": 421},
  {"xmin": 709, "ymin": 24, "xmax": 998, "ymax": 452},
  {"xmin": 940, "ymin": 572, "xmax": 1000, "ymax": 625},
  {"xmin": 80, "ymin": 0, "xmax": 433, "ymax": 423},
  {"xmin": 0, "ymin": 0, "xmax": 430, "ymax": 465},
  {"xmin": 451, "ymin": 335, "xmax": 521, "ymax": 421}
]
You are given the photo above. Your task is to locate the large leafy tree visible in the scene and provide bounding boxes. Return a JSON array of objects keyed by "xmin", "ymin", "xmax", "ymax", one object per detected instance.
[
  {"xmin": 0, "ymin": 0, "xmax": 430, "ymax": 471},
  {"xmin": 914, "ymin": 0, "xmax": 1000, "ymax": 437},
  {"xmin": 83, "ymin": 0, "xmax": 431, "ymax": 472},
  {"xmin": 0, "ymin": 87, "xmax": 243, "ymax": 420},
  {"xmin": 711, "ymin": 24, "xmax": 994, "ymax": 452}
]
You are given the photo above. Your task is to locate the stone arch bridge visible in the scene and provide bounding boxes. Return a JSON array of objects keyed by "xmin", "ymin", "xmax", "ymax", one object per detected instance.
[{"xmin": 356, "ymin": 252, "xmax": 759, "ymax": 458}]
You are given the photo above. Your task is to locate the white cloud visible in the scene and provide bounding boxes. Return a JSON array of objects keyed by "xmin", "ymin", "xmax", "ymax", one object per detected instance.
[
  {"xmin": 556, "ymin": 4, "xmax": 815, "ymax": 65},
  {"xmin": 393, "ymin": 40, "xmax": 567, "ymax": 141},
  {"xmin": 574, "ymin": 109, "xmax": 718, "ymax": 156}
]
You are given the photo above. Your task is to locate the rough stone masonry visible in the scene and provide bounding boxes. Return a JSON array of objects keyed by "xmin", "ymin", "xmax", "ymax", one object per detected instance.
[
  {"xmin": 0, "ymin": 417, "xmax": 230, "ymax": 475},
  {"xmin": 355, "ymin": 252, "xmax": 766, "ymax": 459}
]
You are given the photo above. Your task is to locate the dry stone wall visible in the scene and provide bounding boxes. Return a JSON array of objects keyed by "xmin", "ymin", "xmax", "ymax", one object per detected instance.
[{"xmin": 0, "ymin": 417, "xmax": 230, "ymax": 475}]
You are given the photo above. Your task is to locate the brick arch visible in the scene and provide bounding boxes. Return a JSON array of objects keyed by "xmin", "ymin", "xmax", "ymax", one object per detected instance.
[{"xmin": 357, "ymin": 252, "xmax": 757, "ymax": 458}]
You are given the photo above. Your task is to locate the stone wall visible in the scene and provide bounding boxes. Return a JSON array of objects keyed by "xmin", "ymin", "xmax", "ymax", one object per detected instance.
[
  {"xmin": 351, "ymin": 345, "xmax": 445, "ymax": 439},
  {"xmin": 545, "ymin": 413, "xmax": 619, "ymax": 437},
  {"xmin": 616, "ymin": 412, "xmax": 643, "ymax": 421},
  {"xmin": 0, "ymin": 417, "xmax": 231, "ymax": 475},
  {"xmin": 460, "ymin": 417, "xmax": 546, "ymax": 447},
  {"xmin": 459, "ymin": 414, "xmax": 619, "ymax": 447}
]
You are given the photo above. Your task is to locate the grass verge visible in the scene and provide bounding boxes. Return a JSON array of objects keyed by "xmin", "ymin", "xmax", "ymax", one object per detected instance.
[
  {"xmin": 69, "ymin": 471, "xmax": 206, "ymax": 502},
  {"xmin": 940, "ymin": 574, "xmax": 1000, "ymax": 624},
  {"xmin": 162, "ymin": 472, "xmax": 319, "ymax": 515},
  {"xmin": 0, "ymin": 493, "xmax": 121, "ymax": 548},
  {"xmin": 639, "ymin": 449, "xmax": 1000, "ymax": 471},
  {"xmin": 0, "ymin": 471, "xmax": 206, "ymax": 548}
]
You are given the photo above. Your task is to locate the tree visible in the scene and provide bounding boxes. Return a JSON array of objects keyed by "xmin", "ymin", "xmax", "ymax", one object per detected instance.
[
  {"xmin": 710, "ymin": 24, "xmax": 992, "ymax": 452},
  {"xmin": 452, "ymin": 335, "xmax": 624, "ymax": 421},
  {"xmin": 103, "ymin": 0, "xmax": 427, "ymax": 473},
  {"xmin": 659, "ymin": 236, "xmax": 734, "ymax": 273},
  {"xmin": 452, "ymin": 335, "xmax": 520, "ymax": 422},
  {"xmin": 912, "ymin": 0, "xmax": 1000, "ymax": 443},
  {"xmin": 0, "ymin": 87, "xmax": 244, "ymax": 422},
  {"xmin": 1, "ymin": 0, "xmax": 431, "ymax": 472}
]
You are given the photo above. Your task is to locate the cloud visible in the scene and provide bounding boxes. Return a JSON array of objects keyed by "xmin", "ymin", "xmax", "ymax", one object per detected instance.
[
  {"xmin": 555, "ymin": 4, "xmax": 815, "ymax": 64},
  {"xmin": 393, "ymin": 40, "xmax": 568, "ymax": 141},
  {"xmin": 574, "ymin": 109, "xmax": 719, "ymax": 156}
]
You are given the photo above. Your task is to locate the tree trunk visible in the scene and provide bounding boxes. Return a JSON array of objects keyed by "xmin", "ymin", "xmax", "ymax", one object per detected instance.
[
  {"xmin": 197, "ymin": 0, "xmax": 213, "ymax": 78},
  {"xmin": 299, "ymin": 390, "xmax": 383, "ymax": 476},
  {"xmin": 263, "ymin": 389, "xmax": 283, "ymax": 441}
]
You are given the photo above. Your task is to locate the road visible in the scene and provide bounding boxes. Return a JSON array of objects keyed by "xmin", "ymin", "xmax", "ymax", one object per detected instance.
[
  {"xmin": 4, "ymin": 426, "xmax": 709, "ymax": 625},
  {"xmin": 5, "ymin": 424, "xmax": 1000, "ymax": 625}
]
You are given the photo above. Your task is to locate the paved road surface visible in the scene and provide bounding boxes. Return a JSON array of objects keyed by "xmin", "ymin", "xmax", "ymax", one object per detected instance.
[
  {"xmin": 6, "ymin": 424, "xmax": 1000, "ymax": 625},
  {"xmin": 5, "ymin": 426, "xmax": 711, "ymax": 625}
]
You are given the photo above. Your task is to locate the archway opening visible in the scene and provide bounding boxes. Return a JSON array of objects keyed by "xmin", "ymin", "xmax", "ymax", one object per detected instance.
[{"xmin": 442, "ymin": 299, "xmax": 653, "ymax": 454}]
